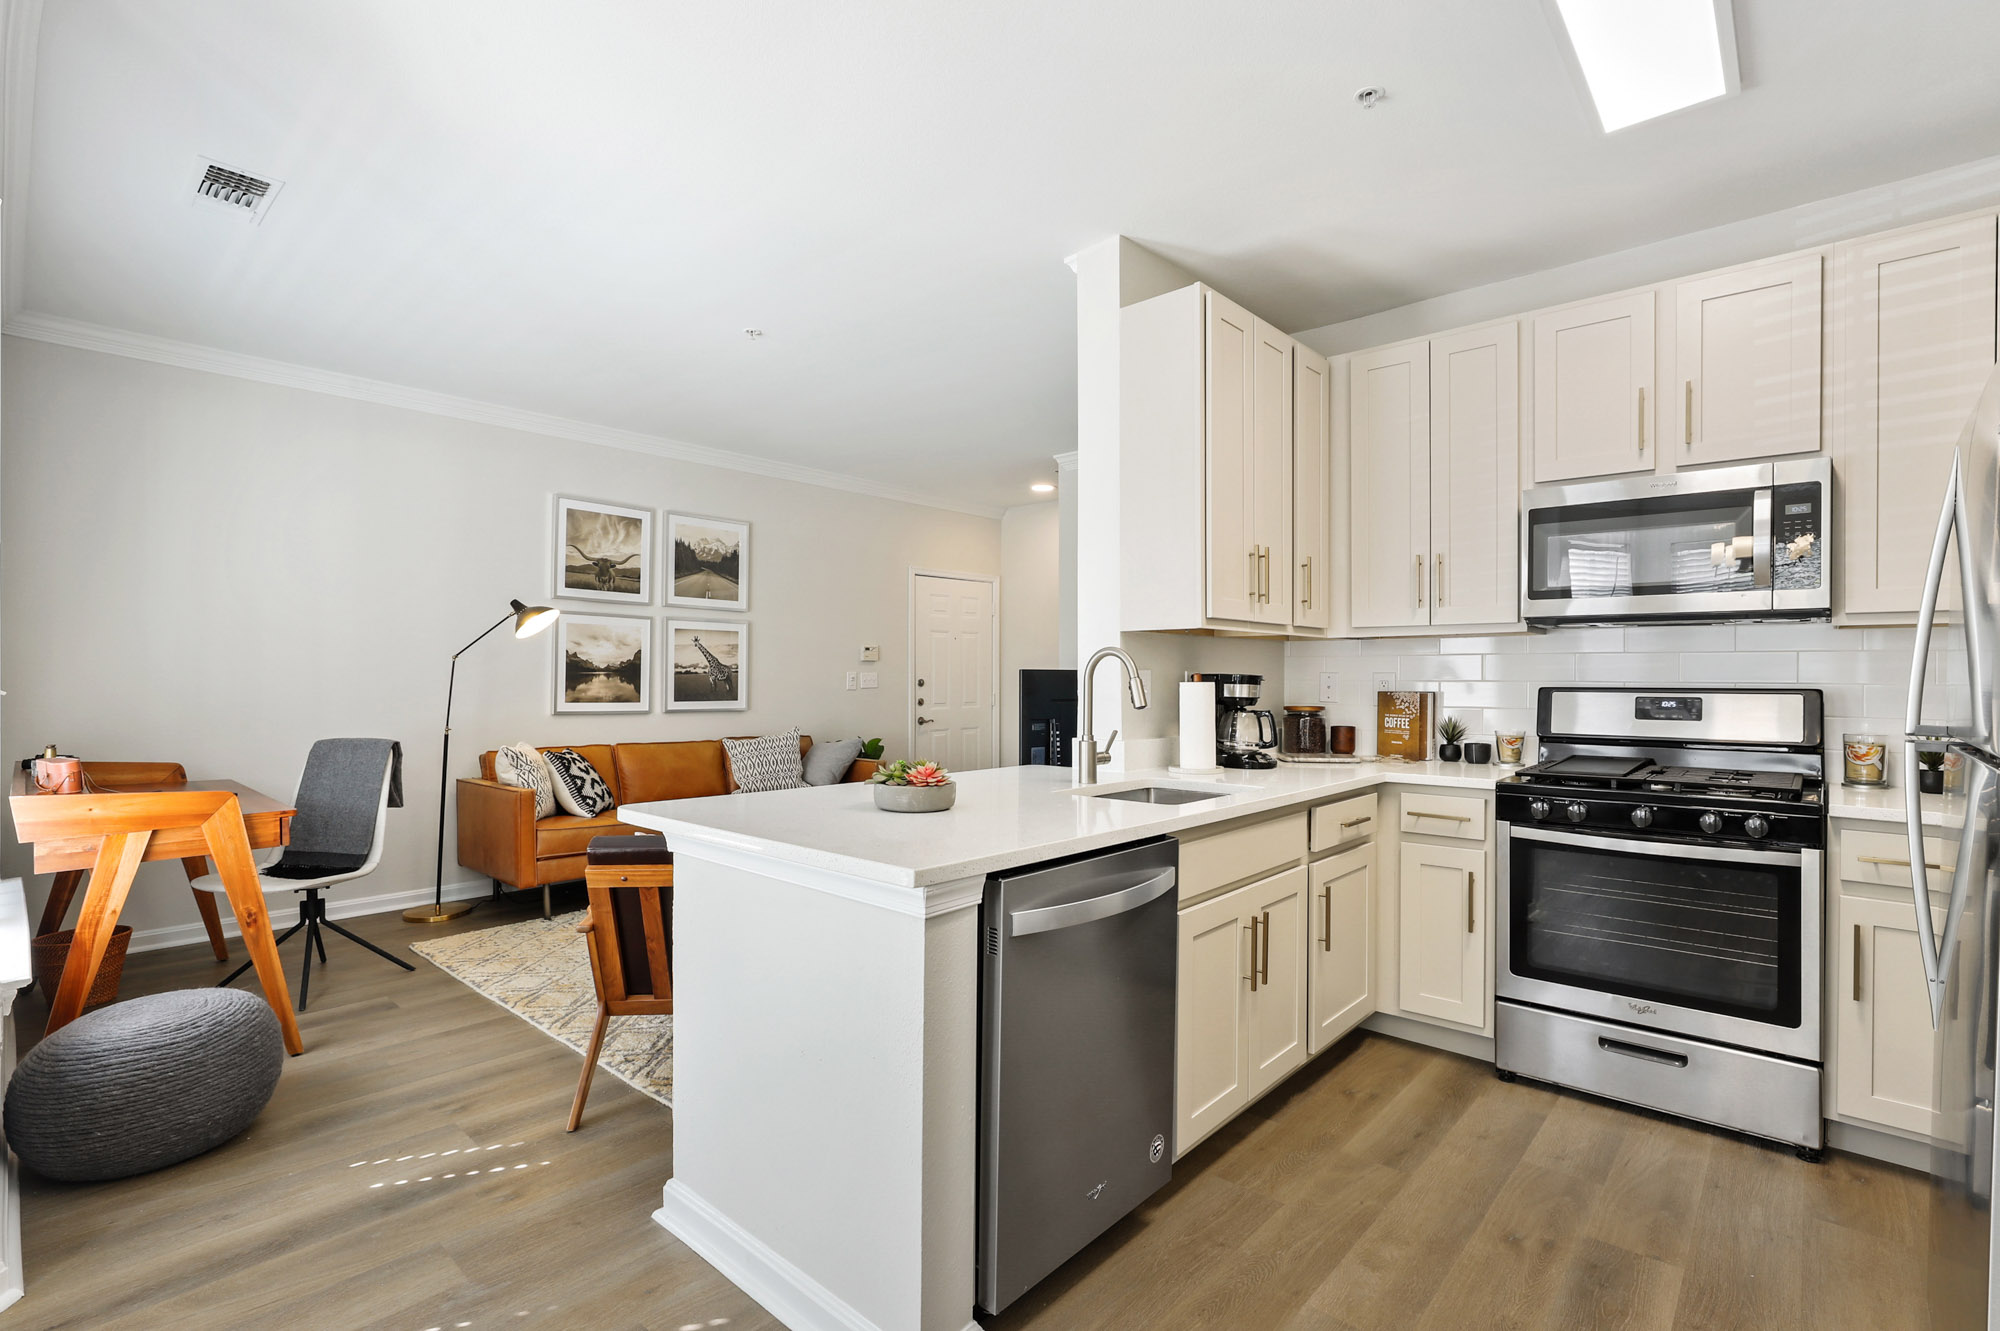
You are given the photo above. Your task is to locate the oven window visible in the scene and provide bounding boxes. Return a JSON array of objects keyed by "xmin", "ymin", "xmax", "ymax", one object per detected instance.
[
  {"xmin": 1526, "ymin": 489, "xmax": 1760, "ymax": 601},
  {"xmin": 1508, "ymin": 836, "xmax": 1801, "ymax": 1027}
]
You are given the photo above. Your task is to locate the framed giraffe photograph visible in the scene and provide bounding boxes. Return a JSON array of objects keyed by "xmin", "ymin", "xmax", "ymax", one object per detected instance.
[
  {"xmin": 552, "ymin": 495, "xmax": 653, "ymax": 604},
  {"xmin": 665, "ymin": 620, "xmax": 747, "ymax": 711}
]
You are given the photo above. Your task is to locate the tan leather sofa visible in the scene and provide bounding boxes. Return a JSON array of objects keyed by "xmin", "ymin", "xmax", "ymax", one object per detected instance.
[{"xmin": 457, "ymin": 736, "xmax": 875, "ymax": 907}]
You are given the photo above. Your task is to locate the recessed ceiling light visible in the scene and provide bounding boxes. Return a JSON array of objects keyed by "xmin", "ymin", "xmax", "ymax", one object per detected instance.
[
  {"xmin": 1545, "ymin": 0, "xmax": 1738, "ymax": 132},
  {"xmin": 1030, "ymin": 482, "xmax": 1055, "ymax": 494},
  {"xmin": 743, "ymin": 328, "xmax": 764, "ymax": 340}
]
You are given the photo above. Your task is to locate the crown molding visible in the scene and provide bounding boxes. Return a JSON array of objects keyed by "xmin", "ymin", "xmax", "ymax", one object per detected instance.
[
  {"xmin": 2, "ymin": 0, "xmax": 44, "ymax": 320},
  {"xmin": 3, "ymin": 310, "xmax": 1008, "ymax": 519}
]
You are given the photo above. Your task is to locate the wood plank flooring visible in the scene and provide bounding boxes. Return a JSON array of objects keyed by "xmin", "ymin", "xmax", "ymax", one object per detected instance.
[{"xmin": 9, "ymin": 892, "xmax": 1936, "ymax": 1331}]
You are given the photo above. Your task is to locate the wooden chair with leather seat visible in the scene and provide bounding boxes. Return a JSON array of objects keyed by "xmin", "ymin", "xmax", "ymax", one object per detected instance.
[{"xmin": 569, "ymin": 834, "xmax": 674, "ymax": 1132}]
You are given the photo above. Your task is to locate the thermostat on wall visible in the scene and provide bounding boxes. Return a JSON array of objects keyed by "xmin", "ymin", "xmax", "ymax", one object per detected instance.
[{"xmin": 861, "ymin": 645, "xmax": 880, "ymax": 662}]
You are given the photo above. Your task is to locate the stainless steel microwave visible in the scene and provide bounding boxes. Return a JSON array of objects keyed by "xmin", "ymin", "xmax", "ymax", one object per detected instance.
[{"xmin": 1521, "ymin": 459, "xmax": 1831, "ymax": 626}]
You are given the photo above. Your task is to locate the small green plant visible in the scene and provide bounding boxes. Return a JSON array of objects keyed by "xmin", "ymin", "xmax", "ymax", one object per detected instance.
[
  {"xmin": 869, "ymin": 759, "xmax": 952, "ymax": 788},
  {"xmin": 1438, "ymin": 716, "xmax": 1467, "ymax": 745},
  {"xmin": 1918, "ymin": 749, "xmax": 1946, "ymax": 771},
  {"xmin": 859, "ymin": 737, "xmax": 885, "ymax": 761}
]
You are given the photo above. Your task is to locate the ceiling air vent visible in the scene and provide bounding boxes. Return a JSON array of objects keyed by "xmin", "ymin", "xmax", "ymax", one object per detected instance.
[{"xmin": 190, "ymin": 157, "xmax": 283, "ymax": 223}]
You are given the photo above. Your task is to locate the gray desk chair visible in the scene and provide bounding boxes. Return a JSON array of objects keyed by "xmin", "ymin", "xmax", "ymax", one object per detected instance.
[{"xmin": 193, "ymin": 740, "xmax": 414, "ymax": 1010}]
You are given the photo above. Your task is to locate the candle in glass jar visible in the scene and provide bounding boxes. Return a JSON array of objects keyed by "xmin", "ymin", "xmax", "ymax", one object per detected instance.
[
  {"xmin": 1495, "ymin": 731, "xmax": 1526, "ymax": 765},
  {"xmin": 1843, "ymin": 734, "xmax": 1886, "ymax": 786}
]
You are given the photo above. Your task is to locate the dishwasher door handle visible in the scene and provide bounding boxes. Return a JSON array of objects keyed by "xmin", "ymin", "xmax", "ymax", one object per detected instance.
[{"xmin": 1008, "ymin": 868, "xmax": 1178, "ymax": 936}]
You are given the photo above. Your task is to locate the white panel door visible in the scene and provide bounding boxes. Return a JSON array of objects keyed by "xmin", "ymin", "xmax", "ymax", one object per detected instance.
[
  {"xmin": 1245, "ymin": 866, "xmax": 1309, "ymax": 1098},
  {"xmin": 910, "ymin": 574, "xmax": 995, "ymax": 770},
  {"xmin": 1398, "ymin": 840, "xmax": 1487, "ymax": 1029},
  {"xmin": 1834, "ymin": 892, "xmax": 1948, "ymax": 1137},
  {"xmin": 1348, "ymin": 341, "xmax": 1430, "ymax": 630},
  {"xmin": 1292, "ymin": 345, "xmax": 1333, "ymax": 632},
  {"xmin": 1835, "ymin": 214, "xmax": 1999, "ymax": 615},
  {"xmin": 1675, "ymin": 253, "xmax": 1824, "ymax": 465},
  {"xmin": 1248, "ymin": 318, "xmax": 1294, "ymax": 625},
  {"xmin": 1175, "ymin": 884, "xmax": 1251, "ymax": 1156},
  {"xmin": 1309, "ymin": 844, "xmax": 1374, "ymax": 1054},
  {"xmin": 1532, "ymin": 290, "xmax": 1656, "ymax": 483},
  {"xmin": 1429, "ymin": 322, "xmax": 1520, "ymax": 627},
  {"xmin": 1205, "ymin": 291, "xmax": 1257, "ymax": 623}
]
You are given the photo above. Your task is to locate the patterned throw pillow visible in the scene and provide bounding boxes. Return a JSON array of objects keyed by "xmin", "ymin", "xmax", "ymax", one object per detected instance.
[
  {"xmin": 545, "ymin": 748, "xmax": 615, "ymax": 817},
  {"xmin": 494, "ymin": 743, "xmax": 556, "ymax": 819},
  {"xmin": 723, "ymin": 729, "xmax": 806, "ymax": 793}
]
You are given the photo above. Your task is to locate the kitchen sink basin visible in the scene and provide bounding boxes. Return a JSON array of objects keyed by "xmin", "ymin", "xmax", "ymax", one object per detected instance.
[{"xmin": 1087, "ymin": 785, "xmax": 1229, "ymax": 805}]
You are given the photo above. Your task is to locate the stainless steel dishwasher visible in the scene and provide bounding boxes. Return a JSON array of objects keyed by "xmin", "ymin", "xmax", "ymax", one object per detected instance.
[{"xmin": 976, "ymin": 836, "xmax": 1178, "ymax": 1315}]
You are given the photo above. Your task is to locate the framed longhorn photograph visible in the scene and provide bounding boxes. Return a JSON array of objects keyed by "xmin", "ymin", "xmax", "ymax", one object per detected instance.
[
  {"xmin": 664, "ymin": 512, "xmax": 749, "ymax": 612},
  {"xmin": 665, "ymin": 620, "xmax": 747, "ymax": 711},
  {"xmin": 553, "ymin": 613, "xmax": 652, "ymax": 713},
  {"xmin": 553, "ymin": 495, "xmax": 653, "ymax": 604}
]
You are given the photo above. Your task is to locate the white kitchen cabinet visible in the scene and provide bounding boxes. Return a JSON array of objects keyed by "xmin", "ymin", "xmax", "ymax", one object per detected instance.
[
  {"xmin": 1674, "ymin": 254, "xmax": 1823, "ymax": 465},
  {"xmin": 1835, "ymin": 213, "xmax": 1999, "ymax": 617},
  {"xmin": 1833, "ymin": 890, "xmax": 1946, "ymax": 1137},
  {"xmin": 1398, "ymin": 840, "xmax": 1488, "ymax": 1029},
  {"xmin": 1292, "ymin": 344, "xmax": 1333, "ymax": 632},
  {"xmin": 1309, "ymin": 845, "xmax": 1374, "ymax": 1055},
  {"xmin": 1428, "ymin": 322, "xmax": 1520, "ymax": 626},
  {"xmin": 1244, "ymin": 867, "xmax": 1309, "ymax": 1097},
  {"xmin": 1175, "ymin": 882, "xmax": 1252, "ymax": 1154},
  {"xmin": 1347, "ymin": 339, "xmax": 1430, "ymax": 630},
  {"xmin": 1204, "ymin": 291, "xmax": 1257, "ymax": 623},
  {"xmin": 1246, "ymin": 317, "xmax": 1295, "ymax": 626},
  {"xmin": 1531, "ymin": 290, "xmax": 1656, "ymax": 483}
]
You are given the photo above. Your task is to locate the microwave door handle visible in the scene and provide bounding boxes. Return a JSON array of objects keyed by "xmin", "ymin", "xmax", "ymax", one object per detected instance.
[
  {"xmin": 1907, "ymin": 455, "xmax": 1962, "ymax": 736},
  {"xmin": 1752, "ymin": 488, "xmax": 1773, "ymax": 591}
]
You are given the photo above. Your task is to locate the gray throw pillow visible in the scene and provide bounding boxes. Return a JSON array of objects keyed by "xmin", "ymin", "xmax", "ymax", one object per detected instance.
[
  {"xmin": 803, "ymin": 737, "xmax": 864, "ymax": 786},
  {"xmin": 724, "ymin": 729, "xmax": 806, "ymax": 793}
]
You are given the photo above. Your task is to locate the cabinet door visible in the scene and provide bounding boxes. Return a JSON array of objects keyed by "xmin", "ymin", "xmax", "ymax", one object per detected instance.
[
  {"xmin": 1246, "ymin": 866, "xmax": 1309, "ymax": 1097},
  {"xmin": 1292, "ymin": 345, "xmax": 1333, "ymax": 632},
  {"xmin": 1348, "ymin": 341, "xmax": 1430, "ymax": 630},
  {"xmin": 1309, "ymin": 845, "xmax": 1374, "ymax": 1054},
  {"xmin": 1836, "ymin": 215, "xmax": 1998, "ymax": 616},
  {"xmin": 1249, "ymin": 318, "xmax": 1295, "ymax": 624},
  {"xmin": 1205, "ymin": 291, "xmax": 1257, "ymax": 623},
  {"xmin": 1531, "ymin": 290, "xmax": 1656, "ymax": 483},
  {"xmin": 1398, "ymin": 841, "xmax": 1488, "ymax": 1029},
  {"xmin": 1675, "ymin": 253, "xmax": 1823, "ymax": 465},
  {"xmin": 1834, "ymin": 892, "xmax": 1944, "ymax": 1136},
  {"xmin": 1429, "ymin": 322, "xmax": 1520, "ymax": 626},
  {"xmin": 1175, "ymin": 884, "xmax": 1251, "ymax": 1155}
]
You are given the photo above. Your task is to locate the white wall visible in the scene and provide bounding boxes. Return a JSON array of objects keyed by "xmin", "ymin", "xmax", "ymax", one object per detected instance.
[
  {"xmin": 1, "ymin": 337, "xmax": 1001, "ymax": 945},
  {"xmin": 998, "ymin": 500, "xmax": 1059, "ymax": 765}
]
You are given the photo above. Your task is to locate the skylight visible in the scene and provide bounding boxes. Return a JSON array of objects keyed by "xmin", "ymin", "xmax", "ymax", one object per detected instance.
[{"xmin": 1549, "ymin": 0, "xmax": 1738, "ymax": 132}]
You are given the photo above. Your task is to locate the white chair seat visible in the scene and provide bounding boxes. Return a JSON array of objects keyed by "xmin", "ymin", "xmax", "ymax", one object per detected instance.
[{"xmin": 188, "ymin": 858, "xmax": 374, "ymax": 898}]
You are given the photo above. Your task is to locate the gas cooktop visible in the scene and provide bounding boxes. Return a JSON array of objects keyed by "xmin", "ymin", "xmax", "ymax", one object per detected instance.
[{"xmin": 1512, "ymin": 757, "xmax": 1814, "ymax": 802}]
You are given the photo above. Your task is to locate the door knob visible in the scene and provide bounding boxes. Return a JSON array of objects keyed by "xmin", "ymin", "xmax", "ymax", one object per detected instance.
[{"xmin": 917, "ymin": 716, "xmax": 934, "ymax": 726}]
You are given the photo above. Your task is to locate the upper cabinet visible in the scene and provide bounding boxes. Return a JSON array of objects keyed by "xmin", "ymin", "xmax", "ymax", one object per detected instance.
[
  {"xmin": 1835, "ymin": 214, "xmax": 1999, "ymax": 617},
  {"xmin": 1121, "ymin": 284, "xmax": 1328, "ymax": 634},
  {"xmin": 1674, "ymin": 254, "xmax": 1824, "ymax": 465},
  {"xmin": 1349, "ymin": 322, "xmax": 1519, "ymax": 631},
  {"xmin": 1531, "ymin": 291, "xmax": 1655, "ymax": 484}
]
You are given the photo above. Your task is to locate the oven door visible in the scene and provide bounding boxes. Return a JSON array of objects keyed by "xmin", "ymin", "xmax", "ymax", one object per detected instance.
[{"xmin": 1497, "ymin": 823, "xmax": 1822, "ymax": 1062}]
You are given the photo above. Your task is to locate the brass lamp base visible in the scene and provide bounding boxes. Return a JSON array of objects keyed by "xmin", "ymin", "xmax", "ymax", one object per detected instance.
[{"xmin": 403, "ymin": 899, "xmax": 477, "ymax": 924}]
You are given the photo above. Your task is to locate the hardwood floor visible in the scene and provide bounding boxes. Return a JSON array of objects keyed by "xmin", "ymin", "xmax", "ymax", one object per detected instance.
[
  {"xmin": 9, "ymin": 894, "xmax": 1936, "ymax": 1331},
  {"xmin": 986, "ymin": 1033, "xmax": 1934, "ymax": 1331}
]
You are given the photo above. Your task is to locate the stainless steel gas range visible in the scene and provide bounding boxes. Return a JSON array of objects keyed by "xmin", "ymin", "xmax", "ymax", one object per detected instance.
[{"xmin": 1494, "ymin": 687, "xmax": 1827, "ymax": 1157}]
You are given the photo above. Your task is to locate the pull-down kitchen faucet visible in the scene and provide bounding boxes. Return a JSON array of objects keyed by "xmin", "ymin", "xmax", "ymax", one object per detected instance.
[{"xmin": 1075, "ymin": 646, "xmax": 1148, "ymax": 784}]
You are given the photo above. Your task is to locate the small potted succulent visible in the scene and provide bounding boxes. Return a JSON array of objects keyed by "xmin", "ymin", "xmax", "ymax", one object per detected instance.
[
  {"xmin": 870, "ymin": 759, "xmax": 957, "ymax": 813},
  {"xmin": 1436, "ymin": 716, "xmax": 1467, "ymax": 763},
  {"xmin": 1917, "ymin": 749, "xmax": 1947, "ymax": 795}
]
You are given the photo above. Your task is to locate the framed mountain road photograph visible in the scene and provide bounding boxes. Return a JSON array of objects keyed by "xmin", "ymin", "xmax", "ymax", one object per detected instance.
[{"xmin": 665, "ymin": 513, "xmax": 749, "ymax": 611}]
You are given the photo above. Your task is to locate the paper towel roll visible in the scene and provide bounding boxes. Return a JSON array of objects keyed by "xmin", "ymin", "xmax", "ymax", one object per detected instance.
[{"xmin": 1179, "ymin": 680, "xmax": 1218, "ymax": 771}]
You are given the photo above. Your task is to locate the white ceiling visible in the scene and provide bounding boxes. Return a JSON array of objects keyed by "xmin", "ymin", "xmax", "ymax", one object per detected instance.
[{"xmin": 14, "ymin": 1, "xmax": 2000, "ymax": 511}]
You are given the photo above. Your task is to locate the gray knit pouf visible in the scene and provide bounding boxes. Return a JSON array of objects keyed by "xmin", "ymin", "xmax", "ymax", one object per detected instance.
[{"xmin": 5, "ymin": 988, "xmax": 284, "ymax": 1182}]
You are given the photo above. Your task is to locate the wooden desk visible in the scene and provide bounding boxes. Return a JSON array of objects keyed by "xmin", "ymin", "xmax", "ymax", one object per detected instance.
[{"xmin": 9, "ymin": 768, "xmax": 304, "ymax": 1054}]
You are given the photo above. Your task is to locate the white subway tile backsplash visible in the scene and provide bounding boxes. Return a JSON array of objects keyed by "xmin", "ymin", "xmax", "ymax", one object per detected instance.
[
  {"xmin": 1440, "ymin": 681, "xmax": 1536, "ymax": 710},
  {"xmin": 1813, "ymin": 683, "xmax": 1866, "ymax": 717},
  {"xmin": 1405, "ymin": 655, "xmax": 1481, "ymax": 680},
  {"xmin": 1451, "ymin": 635, "xmax": 1535, "ymax": 654},
  {"xmin": 1575, "ymin": 653, "xmax": 1682, "ymax": 683},
  {"xmin": 1531, "ymin": 627, "xmax": 1626, "ymax": 653},
  {"xmin": 1624, "ymin": 625, "xmax": 1735, "ymax": 652},
  {"xmin": 1680, "ymin": 652, "xmax": 1798, "ymax": 683},
  {"xmin": 1485, "ymin": 653, "xmax": 1574, "ymax": 681},
  {"xmin": 1863, "ymin": 684, "xmax": 1909, "ymax": 716},
  {"xmin": 1799, "ymin": 651, "xmax": 1908, "ymax": 684}
]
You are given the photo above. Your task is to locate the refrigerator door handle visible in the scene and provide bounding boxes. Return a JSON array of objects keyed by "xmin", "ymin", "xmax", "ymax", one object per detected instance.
[
  {"xmin": 1906, "ymin": 740, "xmax": 1950, "ymax": 1025},
  {"xmin": 1906, "ymin": 454, "xmax": 1961, "ymax": 738}
]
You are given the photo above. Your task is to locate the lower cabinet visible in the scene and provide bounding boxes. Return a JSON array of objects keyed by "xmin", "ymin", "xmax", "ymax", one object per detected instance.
[
  {"xmin": 1309, "ymin": 844, "xmax": 1374, "ymax": 1054},
  {"xmin": 1398, "ymin": 840, "xmax": 1488, "ymax": 1029},
  {"xmin": 1833, "ymin": 889, "xmax": 1945, "ymax": 1137}
]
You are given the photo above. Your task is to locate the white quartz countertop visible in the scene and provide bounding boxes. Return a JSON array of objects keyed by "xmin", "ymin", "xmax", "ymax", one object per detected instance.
[
  {"xmin": 619, "ymin": 760, "xmax": 1504, "ymax": 889},
  {"xmin": 1829, "ymin": 783, "xmax": 1966, "ymax": 829}
]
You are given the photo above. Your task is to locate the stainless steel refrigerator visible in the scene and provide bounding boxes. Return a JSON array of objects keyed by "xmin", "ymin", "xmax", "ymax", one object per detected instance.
[{"xmin": 1909, "ymin": 362, "xmax": 2000, "ymax": 1329}]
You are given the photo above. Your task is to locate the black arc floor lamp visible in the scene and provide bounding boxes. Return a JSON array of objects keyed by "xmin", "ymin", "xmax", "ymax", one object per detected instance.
[{"xmin": 405, "ymin": 598, "xmax": 560, "ymax": 924}]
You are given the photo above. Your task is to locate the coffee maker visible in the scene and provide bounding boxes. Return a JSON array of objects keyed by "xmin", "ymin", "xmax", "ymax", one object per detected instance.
[{"xmin": 1196, "ymin": 673, "xmax": 1278, "ymax": 769}]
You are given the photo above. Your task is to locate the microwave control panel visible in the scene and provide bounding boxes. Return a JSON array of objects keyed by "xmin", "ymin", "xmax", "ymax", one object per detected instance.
[{"xmin": 1772, "ymin": 482, "xmax": 1823, "ymax": 590}]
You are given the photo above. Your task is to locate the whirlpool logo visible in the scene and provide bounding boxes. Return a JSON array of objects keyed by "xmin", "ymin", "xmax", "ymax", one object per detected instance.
[{"xmin": 1628, "ymin": 1001, "xmax": 1659, "ymax": 1016}]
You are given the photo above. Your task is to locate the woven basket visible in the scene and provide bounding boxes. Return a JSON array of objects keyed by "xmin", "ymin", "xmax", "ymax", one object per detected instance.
[{"xmin": 32, "ymin": 927, "xmax": 134, "ymax": 1007}]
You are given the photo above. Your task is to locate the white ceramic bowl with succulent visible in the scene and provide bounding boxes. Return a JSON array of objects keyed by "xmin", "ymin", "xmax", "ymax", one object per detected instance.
[{"xmin": 869, "ymin": 759, "xmax": 957, "ymax": 812}]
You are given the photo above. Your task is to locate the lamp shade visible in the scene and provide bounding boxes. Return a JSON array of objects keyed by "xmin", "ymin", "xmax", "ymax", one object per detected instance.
[{"xmin": 510, "ymin": 600, "xmax": 559, "ymax": 638}]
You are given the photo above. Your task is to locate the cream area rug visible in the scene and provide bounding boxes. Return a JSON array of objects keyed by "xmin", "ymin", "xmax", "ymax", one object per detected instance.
[{"xmin": 410, "ymin": 910, "xmax": 673, "ymax": 1107}]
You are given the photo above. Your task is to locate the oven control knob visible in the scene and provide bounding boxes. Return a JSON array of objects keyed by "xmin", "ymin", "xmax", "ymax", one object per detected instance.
[
  {"xmin": 1565, "ymin": 801, "xmax": 1588, "ymax": 823},
  {"xmin": 1743, "ymin": 814, "xmax": 1770, "ymax": 840},
  {"xmin": 1699, "ymin": 812, "xmax": 1723, "ymax": 834},
  {"xmin": 1629, "ymin": 806, "xmax": 1655, "ymax": 828},
  {"xmin": 1528, "ymin": 799, "xmax": 1551, "ymax": 821}
]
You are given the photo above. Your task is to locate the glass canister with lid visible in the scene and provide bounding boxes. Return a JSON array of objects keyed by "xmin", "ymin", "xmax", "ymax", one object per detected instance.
[{"xmin": 1281, "ymin": 705, "xmax": 1328, "ymax": 756}]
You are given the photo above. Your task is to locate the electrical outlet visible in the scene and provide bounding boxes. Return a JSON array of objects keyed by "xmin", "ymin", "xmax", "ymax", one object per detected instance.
[
  {"xmin": 859, "ymin": 671, "xmax": 879, "ymax": 690},
  {"xmin": 1320, "ymin": 672, "xmax": 1338, "ymax": 703},
  {"xmin": 845, "ymin": 672, "xmax": 858, "ymax": 691},
  {"xmin": 1372, "ymin": 671, "xmax": 1397, "ymax": 694},
  {"xmin": 860, "ymin": 645, "xmax": 880, "ymax": 662}
]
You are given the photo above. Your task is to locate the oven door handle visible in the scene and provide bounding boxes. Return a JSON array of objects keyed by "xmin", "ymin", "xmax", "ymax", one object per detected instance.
[{"xmin": 1504, "ymin": 822, "xmax": 1806, "ymax": 867}]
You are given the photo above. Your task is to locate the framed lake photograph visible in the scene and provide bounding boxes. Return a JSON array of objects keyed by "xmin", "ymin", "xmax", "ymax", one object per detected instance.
[
  {"xmin": 554, "ymin": 496, "xmax": 653, "ymax": 604},
  {"xmin": 553, "ymin": 613, "xmax": 652, "ymax": 713},
  {"xmin": 665, "ymin": 513, "xmax": 749, "ymax": 611},
  {"xmin": 665, "ymin": 620, "xmax": 747, "ymax": 711}
]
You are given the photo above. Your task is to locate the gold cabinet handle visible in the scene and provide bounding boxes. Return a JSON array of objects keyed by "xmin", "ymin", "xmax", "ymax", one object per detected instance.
[
  {"xmin": 1637, "ymin": 386, "xmax": 1646, "ymax": 455},
  {"xmin": 1466, "ymin": 870, "xmax": 1476, "ymax": 934},
  {"xmin": 1415, "ymin": 554, "xmax": 1425, "ymax": 608},
  {"xmin": 1852, "ymin": 922, "xmax": 1863, "ymax": 1003},
  {"xmin": 1685, "ymin": 379, "xmax": 1694, "ymax": 449},
  {"xmin": 1301, "ymin": 557, "xmax": 1312, "ymax": 608},
  {"xmin": 1246, "ymin": 917, "xmax": 1259, "ymax": 992},
  {"xmin": 1249, "ymin": 547, "xmax": 1258, "ymax": 601},
  {"xmin": 1436, "ymin": 553, "xmax": 1445, "ymax": 607},
  {"xmin": 1340, "ymin": 815, "xmax": 1373, "ymax": 829},
  {"xmin": 1260, "ymin": 909, "xmax": 1272, "ymax": 984},
  {"xmin": 1262, "ymin": 546, "xmax": 1271, "ymax": 602},
  {"xmin": 1321, "ymin": 886, "xmax": 1332, "ymax": 952},
  {"xmin": 1858, "ymin": 854, "xmax": 1949, "ymax": 871},
  {"xmin": 1411, "ymin": 811, "xmax": 1473, "ymax": 822}
]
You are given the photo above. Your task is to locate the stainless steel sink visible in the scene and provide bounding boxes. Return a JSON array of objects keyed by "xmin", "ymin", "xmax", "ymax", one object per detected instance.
[{"xmin": 1088, "ymin": 786, "xmax": 1228, "ymax": 805}]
